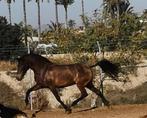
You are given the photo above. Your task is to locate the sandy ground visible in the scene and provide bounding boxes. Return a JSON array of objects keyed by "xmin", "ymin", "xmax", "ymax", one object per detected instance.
[{"xmin": 25, "ymin": 104, "xmax": 147, "ymax": 118}]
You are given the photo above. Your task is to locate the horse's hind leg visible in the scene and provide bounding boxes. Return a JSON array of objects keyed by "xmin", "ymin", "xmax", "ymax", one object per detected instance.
[
  {"xmin": 50, "ymin": 87, "xmax": 71, "ymax": 113},
  {"xmin": 86, "ymin": 82, "xmax": 110, "ymax": 106},
  {"xmin": 71, "ymin": 85, "xmax": 88, "ymax": 107}
]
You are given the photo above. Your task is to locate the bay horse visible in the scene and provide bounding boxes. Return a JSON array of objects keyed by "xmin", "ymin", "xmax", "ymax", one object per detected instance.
[{"xmin": 16, "ymin": 53, "xmax": 119, "ymax": 113}]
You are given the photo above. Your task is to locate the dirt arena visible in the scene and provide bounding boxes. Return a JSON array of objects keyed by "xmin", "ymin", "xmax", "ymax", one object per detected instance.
[{"xmin": 26, "ymin": 104, "xmax": 147, "ymax": 118}]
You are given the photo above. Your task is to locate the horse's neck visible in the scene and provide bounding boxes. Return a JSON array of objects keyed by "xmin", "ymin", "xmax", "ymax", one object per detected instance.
[
  {"xmin": 30, "ymin": 60, "xmax": 49, "ymax": 75},
  {"xmin": 27, "ymin": 55, "xmax": 53, "ymax": 75}
]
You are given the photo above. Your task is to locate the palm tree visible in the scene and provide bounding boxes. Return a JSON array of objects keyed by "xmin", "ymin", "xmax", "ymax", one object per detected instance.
[
  {"xmin": 48, "ymin": 21, "xmax": 63, "ymax": 32},
  {"xmin": 56, "ymin": 0, "xmax": 75, "ymax": 28},
  {"xmin": 55, "ymin": 0, "xmax": 59, "ymax": 32},
  {"xmin": 23, "ymin": 0, "xmax": 28, "ymax": 46},
  {"xmin": 103, "ymin": 0, "xmax": 131, "ymax": 20},
  {"xmin": 28, "ymin": 0, "xmax": 42, "ymax": 41},
  {"xmin": 68, "ymin": 19, "xmax": 75, "ymax": 29},
  {"xmin": 81, "ymin": 0, "xmax": 85, "ymax": 28},
  {"xmin": 37, "ymin": 0, "xmax": 41, "ymax": 41},
  {"xmin": 103, "ymin": 0, "xmax": 118, "ymax": 19},
  {"xmin": 6, "ymin": 0, "xmax": 15, "ymax": 24}
]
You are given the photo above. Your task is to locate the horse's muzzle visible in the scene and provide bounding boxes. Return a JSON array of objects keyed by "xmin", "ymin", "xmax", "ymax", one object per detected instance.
[
  {"xmin": 15, "ymin": 73, "xmax": 22, "ymax": 81},
  {"xmin": 6, "ymin": 71, "xmax": 22, "ymax": 81}
]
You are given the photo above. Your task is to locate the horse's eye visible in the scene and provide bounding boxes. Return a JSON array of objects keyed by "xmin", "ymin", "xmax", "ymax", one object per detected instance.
[{"xmin": 16, "ymin": 57, "xmax": 20, "ymax": 61}]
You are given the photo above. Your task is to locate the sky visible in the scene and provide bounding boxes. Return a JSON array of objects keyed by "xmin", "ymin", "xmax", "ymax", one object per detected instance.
[{"xmin": 0, "ymin": 0, "xmax": 147, "ymax": 28}]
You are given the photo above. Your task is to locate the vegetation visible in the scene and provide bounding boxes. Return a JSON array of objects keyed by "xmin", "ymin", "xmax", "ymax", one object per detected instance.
[
  {"xmin": 0, "ymin": 16, "xmax": 23, "ymax": 47},
  {"xmin": 0, "ymin": 0, "xmax": 147, "ymax": 109},
  {"xmin": 56, "ymin": 0, "xmax": 75, "ymax": 28},
  {"xmin": 0, "ymin": 0, "xmax": 147, "ymax": 71},
  {"xmin": 0, "ymin": 17, "xmax": 33, "ymax": 59},
  {"xmin": 41, "ymin": 0, "xmax": 146, "ymax": 78},
  {"xmin": 5, "ymin": 0, "xmax": 15, "ymax": 24}
]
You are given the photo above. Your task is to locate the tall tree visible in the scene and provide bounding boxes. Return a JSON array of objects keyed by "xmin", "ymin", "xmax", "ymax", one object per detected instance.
[
  {"xmin": 28, "ymin": 0, "xmax": 42, "ymax": 41},
  {"xmin": 103, "ymin": 0, "xmax": 131, "ymax": 20},
  {"xmin": 6, "ymin": 0, "xmax": 15, "ymax": 24},
  {"xmin": 23, "ymin": 0, "xmax": 28, "ymax": 46},
  {"xmin": 29, "ymin": 0, "xmax": 49, "ymax": 41},
  {"xmin": 81, "ymin": 0, "xmax": 85, "ymax": 28},
  {"xmin": 37, "ymin": 0, "xmax": 41, "ymax": 41},
  {"xmin": 0, "ymin": 16, "xmax": 24, "ymax": 47},
  {"xmin": 55, "ymin": 0, "xmax": 59, "ymax": 32},
  {"xmin": 56, "ymin": 0, "xmax": 75, "ymax": 28},
  {"xmin": 68, "ymin": 19, "xmax": 75, "ymax": 29}
]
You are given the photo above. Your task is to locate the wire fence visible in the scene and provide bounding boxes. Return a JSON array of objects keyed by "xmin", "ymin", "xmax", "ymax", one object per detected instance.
[
  {"xmin": 0, "ymin": 45, "xmax": 28, "ymax": 60},
  {"xmin": 0, "ymin": 40, "xmax": 146, "ymax": 60}
]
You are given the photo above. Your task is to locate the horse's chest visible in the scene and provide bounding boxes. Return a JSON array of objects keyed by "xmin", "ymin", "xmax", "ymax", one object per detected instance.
[{"xmin": 34, "ymin": 72, "xmax": 50, "ymax": 86}]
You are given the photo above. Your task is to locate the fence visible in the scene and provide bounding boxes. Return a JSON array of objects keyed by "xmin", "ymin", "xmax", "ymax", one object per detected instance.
[
  {"xmin": 0, "ymin": 45, "xmax": 28, "ymax": 60},
  {"xmin": 0, "ymin": 40, "xmax": 146, "ymax": 60}
]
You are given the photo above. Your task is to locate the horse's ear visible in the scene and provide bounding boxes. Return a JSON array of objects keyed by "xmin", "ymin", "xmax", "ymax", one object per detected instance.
[
  {"xmin": 30, "ymin": 50, "xmax": 33, "ymax": 54},
  {"xmin": 16, "ymin": 56, "xmax": 20, "ymax": 61}
]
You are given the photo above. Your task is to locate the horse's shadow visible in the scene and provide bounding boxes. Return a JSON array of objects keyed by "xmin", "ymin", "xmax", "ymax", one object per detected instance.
[{"xmin": 0, "ymin": 104, "xmax": 27, "ymax": 118}]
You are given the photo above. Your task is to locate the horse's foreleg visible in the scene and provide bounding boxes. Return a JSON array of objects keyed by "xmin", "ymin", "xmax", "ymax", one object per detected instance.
[
  {"xmin": 86, "ymin": 83, "xmax": 110, "ymax": 106},
  {"xmin": 71, "ymin": 86, "xmax": 88, "ymax": 107},
  {"xmin": 50, "ymin": 87, "xmax": 71, "ymax": 113},
  {"xmin": 25, "ymin": 84, "xmax": 41, "ymax": 105}
]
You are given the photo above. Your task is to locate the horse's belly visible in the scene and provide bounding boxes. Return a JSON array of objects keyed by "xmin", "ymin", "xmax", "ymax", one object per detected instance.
[
  {"xmin": 46, "ymin": 67, "xmax": 77, "ymax": 88},
  {"xmin": 54, "ymin": 77, "xmax": 75, "ymax": 88}
]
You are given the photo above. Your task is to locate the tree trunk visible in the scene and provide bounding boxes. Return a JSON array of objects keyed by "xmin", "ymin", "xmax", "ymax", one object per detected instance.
[
  {"xmin": 65, "ymin": 7, "xmax": 68, "ymax": 28},
  {"xmin": 55, "ymin": 0, "xmax": 59, "ymax": 33},
  {"xmin": 102, "ymin": 0, "xmax": 107, "ymax": 26},
  {"xmin": 8, "ymin": 3, "xmax": 12, "ymax": 24},
  {"xmin": 116, "ymin": 0, "xmax": 120, "ymax": 37},
  {"xmin": 23, "ymin": 0, "xmax": 27, "ymax": 46},
  {"xmin": 116, "ymin": 0, "xmax": 120, "ymax": 22},
  {"xmin": 81, "ymin": 0, "xmax": 85, "ymax": 28},
  {"xmin": 37, "ymin": 1, "xmax": 41, "ymax": 41}
]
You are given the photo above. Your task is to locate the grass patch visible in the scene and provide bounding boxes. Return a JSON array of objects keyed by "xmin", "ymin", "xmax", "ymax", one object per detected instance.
[{"xmin": 0, "ymin": 61, "xmax": 16, "ymax": 71}]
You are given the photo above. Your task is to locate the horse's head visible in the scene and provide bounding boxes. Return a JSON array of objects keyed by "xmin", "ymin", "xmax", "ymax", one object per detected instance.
[{"xmin": 16, "ymin": 57, "xmax": 29, "ymax": 81}]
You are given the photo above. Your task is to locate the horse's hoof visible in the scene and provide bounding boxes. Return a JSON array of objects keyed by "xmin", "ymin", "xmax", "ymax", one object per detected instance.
[
  {"xmin": 104, "ymin": 100, "xmax": 110, "ymax": 107},
  {"xmin": 104, "ymin": 101, "xmax": 112, "ymax": 109},
  {"xmin": 25, "ymin": 99, "xmax": 29, "ymax": 106},
  {"xmin": 108, "ymin": 105, "xmax": 112, "ymax": 109},
  {"xmin": 65, "ymin": 109, "xmax": 72, "ymax": 114},
  {"xmin": 107, "ymin": 103, "xmax": 112, "ymax": 109}
]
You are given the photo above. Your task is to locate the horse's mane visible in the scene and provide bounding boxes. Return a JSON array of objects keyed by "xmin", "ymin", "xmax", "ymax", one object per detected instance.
[{"xmin": 20, "ymin": 53, "xmax": 53, "ymax": 64}]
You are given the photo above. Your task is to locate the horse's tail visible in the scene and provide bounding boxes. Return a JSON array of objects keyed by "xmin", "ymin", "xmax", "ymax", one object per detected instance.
[{"xmin": 90, "ymin": 59, "xmax": 120, "ymax": 81}]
